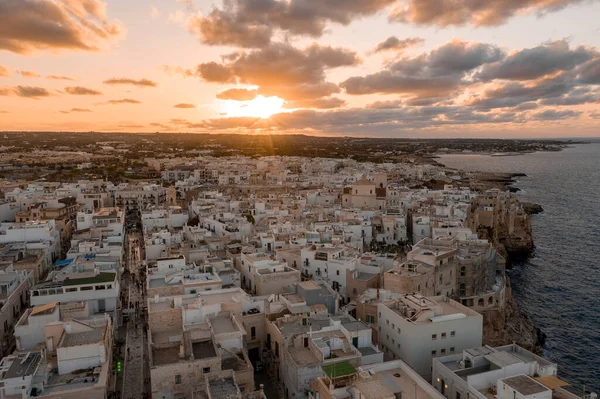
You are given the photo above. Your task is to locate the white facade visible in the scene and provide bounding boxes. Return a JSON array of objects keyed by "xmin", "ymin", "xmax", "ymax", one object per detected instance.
[{"xmin": 378, "ymin": 294, "xmax": 483, "ymax": 377}]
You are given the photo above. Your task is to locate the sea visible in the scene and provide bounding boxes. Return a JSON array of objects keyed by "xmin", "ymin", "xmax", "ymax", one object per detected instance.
[{"xmin": 437, "ymin": 143, "xmax": 600, "ymax": 395}]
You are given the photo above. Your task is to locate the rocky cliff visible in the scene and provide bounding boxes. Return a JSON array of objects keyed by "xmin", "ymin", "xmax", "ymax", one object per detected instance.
[{"xmin": 482, "ymin": 277, "xmax": 544, "ymax": 353}]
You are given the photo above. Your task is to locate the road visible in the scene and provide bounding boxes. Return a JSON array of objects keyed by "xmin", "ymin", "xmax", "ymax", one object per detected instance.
[{"xmin": 121, "ymin": 230, "xmax": 149, "ymax": 399}]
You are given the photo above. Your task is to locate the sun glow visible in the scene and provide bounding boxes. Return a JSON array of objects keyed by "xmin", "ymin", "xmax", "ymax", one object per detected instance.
[{"xmin": 218, "ymin": 95, "xmax": 286, "ymax": 119}]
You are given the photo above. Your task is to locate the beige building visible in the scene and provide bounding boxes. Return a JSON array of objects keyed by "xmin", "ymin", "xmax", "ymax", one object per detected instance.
[
  {"xmin": 0, "ymin": 307, "xmax": 113, "ymax": 399},
  {"xmin": 310, "ymin": 359, "xmax": 445, "ymax": 399}
]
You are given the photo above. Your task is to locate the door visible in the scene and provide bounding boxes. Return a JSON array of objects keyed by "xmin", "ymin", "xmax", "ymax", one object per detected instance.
[
  {"xmin": 352, "ymin": 337, "xmax": 359, "ymax": 347},
  {"xmin": 98, "ymin": 299, "xmax": 105, "ymax": 312}
]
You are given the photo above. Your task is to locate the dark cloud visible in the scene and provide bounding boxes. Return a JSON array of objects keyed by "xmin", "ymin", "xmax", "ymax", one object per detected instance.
[
  {"xmin": 514, "ymin": 102, "xmax": 539, "ymax": 111},
  {"xmin": 198, "ymin": 105, "xmax": 532, "ymax": 134},
  {"xmin": 283, "ymin": 97, "xmax": 346, "ymax": 109},
  {"xmin": 539, "ymin": 87, "xmax": 600, "ymax": 105},
  {"xmin": 104, "ymin": 99, "xmax": 142, "ymax": 105},
  {"xmin": 188, "ymin": 0, "xmax": 395, "ymax": 48},
  {"xmin": 46, "ymin": 75, "xmax": 75, "ymax": 81},
  {"xmin": 227, "ymin": 43, "xmax": 359, "ymax": 87},
  {"xmin": 0, "ymin": 0, "xmax": 123, "ymax": 54},
  {"xmin": 216, "ymin": 88, "xmax": 259, "ymax": 101},
  {"xmin": 174, "ymin": 103, "xmax": 196, "ymax": 109},
  {"xmin": 0, "ymin": 66, "xmax": 10, "ymax": 77},
  {"xmin": 341, "ymin": 40, "xmax": 503, "ymax": 97},
  {"xmin": 65, "ymin": 86, "xmax": 103, "ymax": 95},
  {"xmin": 19, "ymin": 70, "xmax": 41, "ymax": 78},
  {"xmin": 197, "ymin": 62, "xmax": 236, "ymax": 83},
  {"xmin": 103, "ymin": 78, "xmax": 158, "ymax": 87},
  {"xmin": 366, "ymin": 99, "xmax": 404, "ymax": 109},
  {"xmin": 373, "ymin": 36, "xmax": 424, "ymax": 53},
  {"xmin": 477, "ymin": 40, "xmax": 595, "ymax": 81},
  {"xmin": 389, "ymin": 0, "xmax": 588, "ymax": 27},
  {"xmin": 575, "ymin": 58, "xmax": 600, "ymax": 84},
  {"xmin": 60, "ymin": 108, "xmax": 92, "ymax": 114},
  {"xmin": 14, "ymin": 86, "xmax": 52, "ymax": 98},
  {"xmin": 468, "ymin": 75, "xmax": 572, "ymax": 109},
  {"xmin": 182, "ymin": 43, "xmax": 356, "ymax": 102},
  {"xmin": 531, "ymin": 109, "xmax": 582, "ymax": 120},
  {"xmin": 188, "ymin": 9, "xmax": 272, "ymax": 48}
]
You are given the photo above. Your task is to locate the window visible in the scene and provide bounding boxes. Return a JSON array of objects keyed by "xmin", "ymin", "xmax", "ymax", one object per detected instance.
[
  {"xmin": 431, "ymin": 350, "xmax": 437, "ymax": 356},
  {"xmin": 392, "ymin": 323, "xmax": 395, "ymax": 329},
  {"xmin": 304, "ymin": 337, "xmax": 309, "ymax": 347},
  {"xmin": 386, "ymin": 334, "xmax": 389, "ymax": 340},
  {"xmin": 442, "ymin": 332, "xmax": 447, "ymax": 339},
  {"xmin": 81, "ymin": 286, "xmax": 93, "ymax": 291},
  {"xmin": 386, "ymin": 320, "xmax": 389, "ymax": 325},
  {"xmin": 441, "ymin": 349, "xmax": 446, "ymax": 355},
  {"xmin": 65, "ymin": 287, "xmax": 78, "ymax": 293},
  {"xmin": 353, "ymin": 288, "xmax": 358, "ymax": 295},
  {"xmin": 460, "ymin": 266, "xmax": 466, "ymax": 277},
  {"xmin": 432, "ymin": 334, "xmax": 437, "ymax": 340},
  {"xmin": 251, "ymin": 327, "xmax": 256, "ymax": 340},
  {"xmin": 397, "ymin": 328, "xmax": 401, "ymax": 334},
  {"xmin": 397, "ymin": 343, "xmax": 401, "ymax": 349},
  {"xmin": 392, "ymin": 339, "xmax": 395, "ymax": 344},
  {"xmin": 175, "ymin": 375, "xmax": 182, "ymax": 384},
  {"xmin": 450, "ymin": 331, "xmax": 455, "ymax": 337},
  {"xmin": 456, "ymin": 392, "xmax": 461, "ymax": 399},
  {"xmin": 366, "ymin": 315, "xmax": 375, "ymax": 324},
  {"xmin": 203, "ymin": 367, "xmax": 210, "ymax": 373},
  {"xmin": 336, "ymin": 270, "xmax": 339, "ymax": 276},
  {"xmin": 450, "ymin": 347, "xmax": 455, "ymax": 353}
]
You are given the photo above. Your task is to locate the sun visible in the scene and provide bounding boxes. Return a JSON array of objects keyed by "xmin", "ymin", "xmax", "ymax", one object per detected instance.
[{"xmin": 218, "ymin": 95, "xmax": 285, "ymax": 119}]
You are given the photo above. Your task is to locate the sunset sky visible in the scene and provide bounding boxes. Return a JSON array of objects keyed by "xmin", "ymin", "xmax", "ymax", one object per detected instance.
[{"xmin": 1, "ymin": 0, "xmax": 600, "ymax": 137}]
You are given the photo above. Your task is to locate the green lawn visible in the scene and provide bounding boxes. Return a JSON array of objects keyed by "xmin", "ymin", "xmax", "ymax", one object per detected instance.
[{"xmin": 322, "ymin": 361, "xmax": 356, "ymax": 379}]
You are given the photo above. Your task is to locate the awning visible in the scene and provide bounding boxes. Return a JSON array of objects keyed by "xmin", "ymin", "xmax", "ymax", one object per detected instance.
[
  {"xmin": 535, "ymin": 376, "xmax": 570, "ymax": 390},
  {"xmin": 55, "ymin": 258, "xmax": 74, "ymax": 267}
]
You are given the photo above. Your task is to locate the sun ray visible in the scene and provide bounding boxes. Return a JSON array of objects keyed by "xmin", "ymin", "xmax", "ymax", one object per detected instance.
[{"xmin": 217, "ymin": 95, "xmax": 285, "ymax": 119}]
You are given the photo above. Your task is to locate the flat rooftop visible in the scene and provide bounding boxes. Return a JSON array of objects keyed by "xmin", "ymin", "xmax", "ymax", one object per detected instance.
[
  {"xmin": 2, "ymin": 352, "xmax": 41, "ymax": 379},
  {"xmin": 192, "ymin": 340, "xmax": 217, "ymax": 360},
  {"xmin": 211, "ymin": 315, "xmax": 237, "ymax": 334},
  {"xmin": 502, "ymin": 375, "xmax": 549, "ymax": 396},
  {"xmin": 209, "ymin": 377, "xmax": 239, "ymax": 397},
  {"xmin": 60, "ymin": 322, "xmax": 107, "ymax": 347}
]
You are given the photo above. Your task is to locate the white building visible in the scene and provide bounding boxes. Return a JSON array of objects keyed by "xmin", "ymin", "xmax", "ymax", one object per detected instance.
[
  {"xmin": 0, "ymin": 220, "xmax": 61, "ymax": 264},
  {"xmin": 30, "ymin": 267, "xmax": 120, "ymax": 320},
  {"xmin": 378, "ymin": 294, "xmax": 483, "ymax": 377},
  {"xmin": 301, "ymin": 245, "xmax": 358, "ymax": 296},
  {"xmin": 431, "ymin": 344, "xmax": 579, "ymax": 399},
  {"xmin": 75, "ymin": 207, "xmax": 124, "ymax": 237},
  {"xmin": 141, "ymin": 206, "xmax": 189, "ymax": 233}
]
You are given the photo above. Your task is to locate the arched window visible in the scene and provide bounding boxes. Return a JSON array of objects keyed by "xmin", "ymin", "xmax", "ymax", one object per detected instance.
[
  {"xmin": 488, "ymin": 296, "xmax": 494, "ymax": 305},
  {"xmin": 478, "ymin": 298, "xmax": 484, "ymax": 307}
]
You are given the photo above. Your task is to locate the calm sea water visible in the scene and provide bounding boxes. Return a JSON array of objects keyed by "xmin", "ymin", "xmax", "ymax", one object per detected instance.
[{"xmin": 438, "ymin": 143, "xmax": 600, "ymax": 394}]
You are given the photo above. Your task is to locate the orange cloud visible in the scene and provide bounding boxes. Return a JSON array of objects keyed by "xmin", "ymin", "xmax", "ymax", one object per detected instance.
[
  {"xmin": 0, "ymin": 0, "xmax": 124, "ymax": 54},
  {"xmin": 103, "ymin": 78, "xmax": 158, "ymax": 87},
  {"xmin": 65, "ymin": 86, "xmax": 103, "ymax": 95}
]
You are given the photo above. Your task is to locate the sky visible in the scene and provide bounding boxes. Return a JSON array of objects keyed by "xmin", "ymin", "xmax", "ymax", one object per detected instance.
[{"xmin": 0, "ymin": 0, "xmax": 600, "ymax": 138}]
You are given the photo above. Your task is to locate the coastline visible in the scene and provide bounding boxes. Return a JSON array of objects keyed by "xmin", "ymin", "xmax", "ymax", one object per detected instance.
[{"xmin": 434, "ymin": 157, "xmax": 545, "ymax": 353}]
